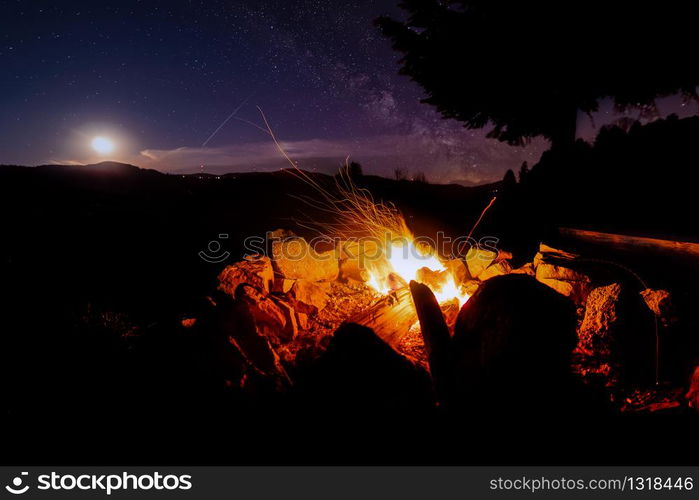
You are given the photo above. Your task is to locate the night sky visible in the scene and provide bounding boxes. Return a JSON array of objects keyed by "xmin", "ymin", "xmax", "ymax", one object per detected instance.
[{"xmin": 1, "ymin": 1, "xmax": 694, "ymax": 184}]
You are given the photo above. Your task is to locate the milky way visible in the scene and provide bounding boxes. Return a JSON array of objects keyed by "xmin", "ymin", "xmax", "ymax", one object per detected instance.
[{"xmin": 0, "ymin": 0, "xmax": 647, "ymax": 183}]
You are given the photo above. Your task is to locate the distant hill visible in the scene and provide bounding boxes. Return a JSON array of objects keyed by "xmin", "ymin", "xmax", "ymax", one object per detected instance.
[
  {"xmin": 0, "ymin": 161, "xmax": 497, "ymax": 205},
  {"xmin": 27, "ymin": 160, "xmax": 162, "ymax": 175},
  {"xmin": 44, "ymin": 160, "xmax": 153, "ymax": 172}
]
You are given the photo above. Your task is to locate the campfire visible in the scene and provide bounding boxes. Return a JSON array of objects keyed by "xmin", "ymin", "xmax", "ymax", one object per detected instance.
[
  {"xmin": 204, "ymin": 218, "xmax": 676, "ymax": 412},
  {"xmin": 234, "ymin": 158, "xmax": 482, "ymax": 348},
  {"xmin": 208, "ymin": 122, "xmax": 494, "ymax": 359},
  {"xmin": 198, "ymin": 158, "xmax": 678, "ymax": 412},
  {"xmin": 214, "ymin": 214, "xmax": 510, "ymax": 366}
]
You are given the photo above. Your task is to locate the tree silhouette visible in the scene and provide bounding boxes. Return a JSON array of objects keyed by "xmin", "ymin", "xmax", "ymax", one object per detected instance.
[
  {"xmin": 339, "ymin": 161, "xmax": 364, "ymax": 179},
  {"xmin": 518, "ymin": 161, "xmax": 530, "ymax": 184},
  {"xmin": 377, "ymin": 0, "xmax": 699, "ymax": 150},
  {"xmin": 412, "ymin": 171, "xmax": 428, "ymax": 183},
  {"xmin": 502, "ymin": 168, "xmax": 516, "ymax": 188}
]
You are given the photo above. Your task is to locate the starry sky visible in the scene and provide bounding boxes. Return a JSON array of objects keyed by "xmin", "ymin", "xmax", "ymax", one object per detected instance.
[{"xmin": 1, "ymin": 0, "xmax": 695, "ymax": 184}]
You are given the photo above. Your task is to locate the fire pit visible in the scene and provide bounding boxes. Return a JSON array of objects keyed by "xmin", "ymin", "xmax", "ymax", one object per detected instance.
[
  {"xmin": 197, "ymin": 225, "xmax": 679, "ymax": 415},
  {"xmin": 214, "ymin": 225, "xmax": 510, "ymax": 364}
]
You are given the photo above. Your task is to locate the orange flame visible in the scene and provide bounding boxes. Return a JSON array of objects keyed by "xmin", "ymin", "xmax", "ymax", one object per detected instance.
[{"xmin": 365, "ymin": 238, "xmax": 469, "ymax": 307}]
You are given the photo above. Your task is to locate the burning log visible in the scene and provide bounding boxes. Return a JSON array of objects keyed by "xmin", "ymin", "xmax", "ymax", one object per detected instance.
[{"xmin": 349, "ymin": 285, "xmax": 417, "ymax": 346}]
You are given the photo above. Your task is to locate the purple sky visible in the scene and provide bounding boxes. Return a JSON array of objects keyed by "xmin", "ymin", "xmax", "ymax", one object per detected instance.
[{"xmin": 1, "ymin": 0, "xmax": 696, "ymax": 184}]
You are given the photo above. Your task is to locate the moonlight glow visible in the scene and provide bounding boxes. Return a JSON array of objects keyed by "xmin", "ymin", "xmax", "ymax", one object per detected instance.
[{"xmin": 91, "ymin": 136, "xmax": 115, "ymax": 155}]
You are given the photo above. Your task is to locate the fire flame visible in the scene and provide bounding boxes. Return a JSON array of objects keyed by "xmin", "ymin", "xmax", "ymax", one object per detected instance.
[{"xmin": 365, "ymin": 238, "xmax": 470, "ymax": 307}]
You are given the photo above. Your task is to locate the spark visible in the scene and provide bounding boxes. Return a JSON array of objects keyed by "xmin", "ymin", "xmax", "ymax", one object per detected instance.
[
  {"xmin": 256, "ymin": 107, "xmax": 469, "ymax": 307},
  {"xmin": 202, "ymin": 94, "xmax": 254, "ymax": 147}
]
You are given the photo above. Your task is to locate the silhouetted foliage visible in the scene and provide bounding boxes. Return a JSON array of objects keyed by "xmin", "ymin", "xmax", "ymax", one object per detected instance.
[
  {"xmin": 336, "ymin": 161, "xmax": 364, "ymax": 185},
  {"xmin": 508, "ymin": 114, "xmax": 699, "ymax": 239},
  {"xmin": 377, "ymin": 1, "xmax": 699, "ymax": 150},
  {"xmin": 518, "ymin": 161, "xmax": 530, "ymax": 184},
  {"xmin": 339, "ymin": 161, "xmax": 364, "ymax": 179},
  {"xmin": 502, "ymin": 168, "xmax": 516, "ymax": 187},
  {"xmin": 412, "ymin": 171, "xmax": 428, "ymax": 183},
  {"xmin": 394, "ymin": 167, "xmax": 407, "ymax": 180}
]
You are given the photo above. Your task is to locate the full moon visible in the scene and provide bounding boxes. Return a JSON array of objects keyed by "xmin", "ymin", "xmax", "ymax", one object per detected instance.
[{"xmin": 91, "ymin": 136, "xmax": 115, "ymax": 155}]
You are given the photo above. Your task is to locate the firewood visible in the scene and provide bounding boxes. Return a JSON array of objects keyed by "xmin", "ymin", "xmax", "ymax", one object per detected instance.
[
  {"xmin": 409, "ymin": 281, "xmax": 453, "ymax": 406},
  {"xmin": 349, "ymin": 286, "xmax": 417, "ymax": 346}
]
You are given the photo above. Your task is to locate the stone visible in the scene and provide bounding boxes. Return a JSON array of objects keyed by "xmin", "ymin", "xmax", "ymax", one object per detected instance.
[
  {"xmin": 462, "ymin": 280, "xmax": 481, "ymax": 297},
  {"xmin": 578, "ymin": 283, "xmax": 622, "ymax": 355},
  {"xmin": 450, "ymin": 275, "xmax": 579, "ymax": 414},
  {"xmin": 535, "ymin": 262, "xmax": 591, "ymax": 303},
  {"xmin": 295, "ymin": 323, "xmax": 433, "ymax": 412},
  {"xmin": 268, "ymin": 228, "xmax": 298, "ymax": 240},
  {"xmin": 579, "ymin": 284, "xmax": 656, "ymax": 386},
  {"xmin": 270, "ymin": 297, "xmax": 298, "ymax": 341},
  {"xmin": 272, "ymin": 278, "xmax": 296, "ymax": 293},
  {"xmin": 236, "ymin": 285, "xmax": 289, "ymax": 344},
  {"xmin": 532, "ymin": 252, "xmax": 545, "ymax": 269},
  {"xmin": 640, "ymin": 288, "xmax": 674, "ymax": 326},
  {"xmin": 464, "ymin": 247, "xmax": 498, "ymax": 279},
  {"xmin": 272, "ymin": 236, "xmax": 339, "ymax": 281},
  {"xmin": 337, "ymin": 239, "xmax": 381, "ymax": 282},
  {"xmin": 494, "ymin": 250, "xmax": 513, "ymax": 262},
  {"xmin": 338, "ymin": 258, "xmax": 370, "ymax": 282},
  {"xmin": 511, "ymin": 262, "xmax": 535, "ymax": 276},
  {"xmin": 296, "ymin": 312, "xmax": 309, "ymax": 330},
  {"xmin": 444, "ymin": 259, "xmax": 471, "ymax": 285},
  {"xmin": 210, "ymin": 295, "xmax": 290, "ymax": 389},
  {"xmin": 288, "ymin": 279, "xmax": 331, "ymax": 313},
  {"xmin": 533, "ymin": 243, "xmax": 579, "ymax": 269},
  {"xmin": 478, "ymin": 260, "xmax": 512, "ymax": 281},
  {"xmin": 338, "ymin": 239, "xmax": 381, "ymax": 260},
  {"xmin": 415, "ymin": 267, "xmax": 449, "ymax": 290},
  {"xmin": 227, "ymin": 332, "xmax": 287, "ymax": 385},
  {"xmin": 218, "ymin": 255, "xmax": 274, "ymax": 296}
]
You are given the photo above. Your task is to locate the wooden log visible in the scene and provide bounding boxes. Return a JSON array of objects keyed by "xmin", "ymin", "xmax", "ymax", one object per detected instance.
[
  {"xmin": 349, "ymin": 286, "xmax": 417, "ymax": 346},
  {"xmin": 409, "ymin": 281, "xmax": 453, "ymax": 406},
  {"xmin": 559, "ymin": 227, "xmax": 699, "ymax": 258}
]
